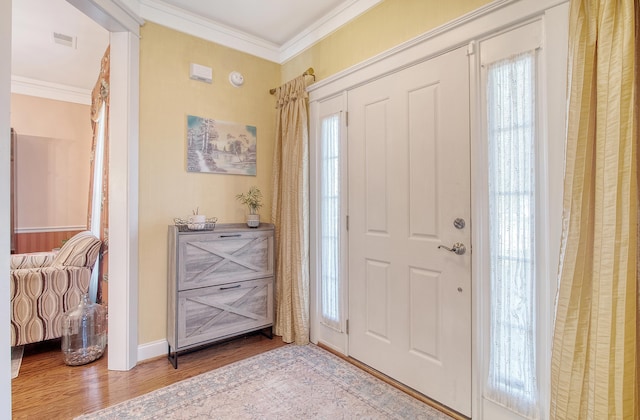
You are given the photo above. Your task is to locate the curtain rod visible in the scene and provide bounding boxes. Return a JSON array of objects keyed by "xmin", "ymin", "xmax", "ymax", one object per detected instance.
[{"xmin": 269, "ymin": 67, "xmax": 315, "ymax": 95}]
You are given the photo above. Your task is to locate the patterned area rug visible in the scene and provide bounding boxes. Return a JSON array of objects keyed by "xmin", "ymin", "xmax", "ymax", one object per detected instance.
[
  {"xmin": 75, "ymin": 344, "xmax": 453, "ymax": 419},
  {"xmin": 11, "ymin": 346, "xmax": 24, "ymax": 379}
]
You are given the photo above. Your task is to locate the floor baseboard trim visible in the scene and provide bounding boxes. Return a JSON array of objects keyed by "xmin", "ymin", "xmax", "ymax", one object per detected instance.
[{"xmin": 137, "ymin": 339, "xmax": 167, "ymax": 363}]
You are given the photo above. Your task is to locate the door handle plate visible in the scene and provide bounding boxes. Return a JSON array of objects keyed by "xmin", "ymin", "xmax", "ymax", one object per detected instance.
[{"xmin": 438, "ymin": 242, "xmax": 466, "ymax": 255}]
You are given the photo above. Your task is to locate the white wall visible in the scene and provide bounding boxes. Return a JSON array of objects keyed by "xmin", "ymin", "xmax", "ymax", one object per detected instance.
[
  {"xmin": 10, "ymin": 94, "xmax": 92, "ymax": 231},
  {"xmin": 0, "ymin": 1, "xmax": 13, "ymax": 417}
]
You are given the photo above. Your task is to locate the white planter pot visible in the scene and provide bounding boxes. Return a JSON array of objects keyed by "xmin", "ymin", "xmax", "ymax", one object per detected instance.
[{"xmin": 246, "ymin": 214, "xmax": 260, "ymax": 228}]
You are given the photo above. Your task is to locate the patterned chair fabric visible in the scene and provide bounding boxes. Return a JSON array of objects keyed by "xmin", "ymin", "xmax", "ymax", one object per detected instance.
[
  {"xmin": 10, "ymin": 231, "xmax": 101, "ymax": 347},
  {"xmin": 10, "ymin": 252, "xmax": 57, "ymax": 270}
]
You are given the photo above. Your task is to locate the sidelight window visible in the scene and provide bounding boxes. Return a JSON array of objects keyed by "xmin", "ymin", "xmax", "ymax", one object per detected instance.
[
  {"xmin": 485, "ymin": 50, "xmax": 538, "ymax": 418},
  {"xmin": 319, "ymin": 113, "xmax": 342, "ymax": 331}
]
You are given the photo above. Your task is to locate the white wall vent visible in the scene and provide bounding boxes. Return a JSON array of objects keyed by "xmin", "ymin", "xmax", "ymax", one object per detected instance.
[
  {"xmin": 189, "ymin": 63, "xmax": 213, "ymax": 83},
  {"xmin": 53, "ymin": 32, "xmax": 76, "ymax": 48}
]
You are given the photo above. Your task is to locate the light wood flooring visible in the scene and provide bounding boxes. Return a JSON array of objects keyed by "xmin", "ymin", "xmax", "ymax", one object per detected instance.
[{"xmin": 11, "ymin": 333, "xmax": 286, "ymax": 419}]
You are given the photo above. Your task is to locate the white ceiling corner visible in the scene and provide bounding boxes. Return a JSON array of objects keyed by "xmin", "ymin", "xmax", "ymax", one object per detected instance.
[
  {"xmin": 138, "ymin": 0, "xmax": 283, "ymax": 62},
  {"xmin": 139, "ymin": 0, "xmax": 383, "ymax": 63}
]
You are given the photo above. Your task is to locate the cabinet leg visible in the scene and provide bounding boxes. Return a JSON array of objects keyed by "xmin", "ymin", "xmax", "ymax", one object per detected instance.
[
  {"xmin": 260, "ymin": 327, "xmax": 273, "ymax": 340},
  {"xmin": 168, "ymin": 345, "xmax": 178, "ymax": 369}
]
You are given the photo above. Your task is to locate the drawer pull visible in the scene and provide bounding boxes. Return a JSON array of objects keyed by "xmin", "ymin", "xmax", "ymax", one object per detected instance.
[
  {"xmin": 219, "ymin": 234, "xmax": 242, "ymax": 238},
  {"xmin": 220, "ymin": 284, "xmax": 242, "ymax": 290}
]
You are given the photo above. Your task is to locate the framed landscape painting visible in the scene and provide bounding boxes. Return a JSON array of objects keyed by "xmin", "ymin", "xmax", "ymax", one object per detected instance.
[{"xmin": 186, "ymin": 114, "xmax": 257, "ymax": 175}]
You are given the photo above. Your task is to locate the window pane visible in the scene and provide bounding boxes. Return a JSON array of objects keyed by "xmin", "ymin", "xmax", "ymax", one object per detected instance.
[
  {"xmin": 320, "ymin": 113, "xmax": 341, "ymax": 330},
  {"xmin": 486, "ymin": 51, "xmax": 538, "ymax": 418},
  {"xmin": 88, "ymin": 103, "xmax": 106, "ymax": 303}
]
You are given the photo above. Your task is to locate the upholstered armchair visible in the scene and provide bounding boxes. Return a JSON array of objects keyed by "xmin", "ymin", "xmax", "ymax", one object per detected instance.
[{"xmin": 10, "ymin": 231, "xmax": 101, "ymax": 347}]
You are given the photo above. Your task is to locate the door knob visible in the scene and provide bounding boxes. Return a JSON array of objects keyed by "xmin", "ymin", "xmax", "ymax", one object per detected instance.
[{"xmin": 438, "ymin": 242, "xmax": 466, "ymax": 255}]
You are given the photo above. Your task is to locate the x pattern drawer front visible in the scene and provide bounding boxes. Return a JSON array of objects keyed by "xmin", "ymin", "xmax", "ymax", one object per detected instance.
[
  {"xmin": 178, "ymin": 278, "xmax": 273, "ymax": 348},
  {"xmin": 180, "ymin": 232, "xmax": 274, "ymax": 290}
]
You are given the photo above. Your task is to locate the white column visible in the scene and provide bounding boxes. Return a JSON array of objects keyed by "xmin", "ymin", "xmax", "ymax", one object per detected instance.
[
  {"xmin": 108, "ymin": 30, "xmax": 140, "ymax": 371},
  {"xmin": 0, "ymin": 0, "xmax": 12, "ymax": 416}
]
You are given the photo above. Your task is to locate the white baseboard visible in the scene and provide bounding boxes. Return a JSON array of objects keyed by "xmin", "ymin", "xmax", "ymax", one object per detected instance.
[{"xmin": 137, "ymin": 339, "xmax": 167, "ymax": 362}]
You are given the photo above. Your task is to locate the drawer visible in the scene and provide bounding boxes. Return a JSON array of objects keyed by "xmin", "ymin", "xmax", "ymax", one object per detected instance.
[
  {"xmin": 178, "ymin": 229, "xmax": 274, "ymax": 290},
  {"xmin": 176, "ymin": 277, "xmax": 274, "ymax": 350}
]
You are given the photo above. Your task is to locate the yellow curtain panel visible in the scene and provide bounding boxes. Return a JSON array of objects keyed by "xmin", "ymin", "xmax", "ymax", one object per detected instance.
[
  {"xmin": 550, "ymin": 1, "xmax": 638, "ymax": 419},
  {"xmin": 271, "ymin": 75, "xmax": 311, "ymax": 345}
]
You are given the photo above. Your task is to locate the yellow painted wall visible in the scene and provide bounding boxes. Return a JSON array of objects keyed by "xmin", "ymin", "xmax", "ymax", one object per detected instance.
[
  {"xmin": 282, "ymin": 0, "xmax": 492, "ymax": 82},
  {"xmin": 138, "ymin": 0, "xmax": 493, "ymax": 346},
  {"xmin": 138, "ymin": 22, "xmax": 280, "ymax": 343}
]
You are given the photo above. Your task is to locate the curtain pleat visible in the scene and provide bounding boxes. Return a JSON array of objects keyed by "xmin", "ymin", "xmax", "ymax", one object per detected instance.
[
  {"xmin": 271, "ymin": 75, "xmax": 310, "ymax": 345},
  {"xmin": 636, "ymin": 1, "xmax": 640, "ymax": 408},
  {"xmin": 550, "ymin": 1, "xmax": 638, "ymax": 419},
  {"xmin": 87, "ymin": 46, "xmax": 110, "ymax": 305}
]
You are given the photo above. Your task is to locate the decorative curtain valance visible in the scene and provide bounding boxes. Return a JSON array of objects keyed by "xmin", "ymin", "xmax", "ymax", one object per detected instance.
[
  {"xmin": 91, "ymin": 46, "xmax": 110, "ymax": 122},
  {"xmin": 273, "ymin": 77, "xmax": 308, "ymax": 109}
]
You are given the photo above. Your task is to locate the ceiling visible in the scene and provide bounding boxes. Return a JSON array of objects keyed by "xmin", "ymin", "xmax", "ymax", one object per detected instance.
[
  {"xmin": 11, "ymin": 0, "xmax": 381, "ymax": 97},
  {"xmin": 11, "ymin": 0, "xmax": 109, "ymax": 94}
]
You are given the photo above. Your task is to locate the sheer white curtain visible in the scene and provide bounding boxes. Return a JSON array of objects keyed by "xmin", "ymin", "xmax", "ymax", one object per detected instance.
[
  {"xmin": 319, "ymin": 113, "xmax": 341, "ymax": 331},
  {"xmin": 89, "ymin": 103, "xmax": 106, "ymax": 302},
  {"xmin": 486, "ymin": 50, "xmax": 538, "ymax": 418}
]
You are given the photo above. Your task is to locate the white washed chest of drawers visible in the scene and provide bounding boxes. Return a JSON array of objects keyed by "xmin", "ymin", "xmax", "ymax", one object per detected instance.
[{"xmin": 167, "ymin": 223, "xmax": 274, "ymax": 367}]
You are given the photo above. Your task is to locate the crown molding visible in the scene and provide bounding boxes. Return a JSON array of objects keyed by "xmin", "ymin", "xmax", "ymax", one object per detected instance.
[
  {"xmin": 279, "ymin": 0, "xmax": 383, "ymax": 63},
  {"xmin": 11, "ymin": 76, "xmax": 91, "ymax": 105},
  {"xmin": 137, "ymin": 0, "xmax": 383, "ymax": 64},
  {"xmin": 138, "ymin": 0, "xmax": 281, "ymax": 62}
]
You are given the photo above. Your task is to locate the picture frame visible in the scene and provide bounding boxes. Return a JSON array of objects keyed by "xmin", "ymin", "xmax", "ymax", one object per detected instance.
[{"xmin": 186, "ymin": 114, "xmax": 257, "ymax": 176}]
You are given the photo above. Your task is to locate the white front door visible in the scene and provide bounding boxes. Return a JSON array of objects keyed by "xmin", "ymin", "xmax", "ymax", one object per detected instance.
[{"xmin": 348, "ymin": 46, "xmax": 471, "ymax": 416}]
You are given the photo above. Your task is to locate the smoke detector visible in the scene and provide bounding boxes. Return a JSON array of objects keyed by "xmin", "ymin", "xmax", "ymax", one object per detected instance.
[
  {"xmin": 229, "ymin": 71, "xmax": 244, "ymax": 87},
  {"xmin": 52, "ymin": 32, "xmax": 77, "ymax": 48}
]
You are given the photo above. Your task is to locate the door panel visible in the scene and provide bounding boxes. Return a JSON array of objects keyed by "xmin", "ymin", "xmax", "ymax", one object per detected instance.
[
  {"xmin": 365, "ymin": 260, "xmax": 390, "ymax": 341},
  {"xmin": 348, "ymin": 46, "xmax": 471, "ymax": 416},
  {"xmin": 408, "ymin": 85, "xmax": 439, "ymax": 237},
  {"xmin": 364, "ymin": 99, "xmax": 390, "ymax": 232},
  {"xmin": 409, "ymin": 268, "xmax": 440, "ymax": 359}
]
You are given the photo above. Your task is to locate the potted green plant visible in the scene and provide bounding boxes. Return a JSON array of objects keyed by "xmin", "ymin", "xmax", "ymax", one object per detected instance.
[{"xmin": 236, "ymin": 186, "xmax": 263, "ymax": 228}]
